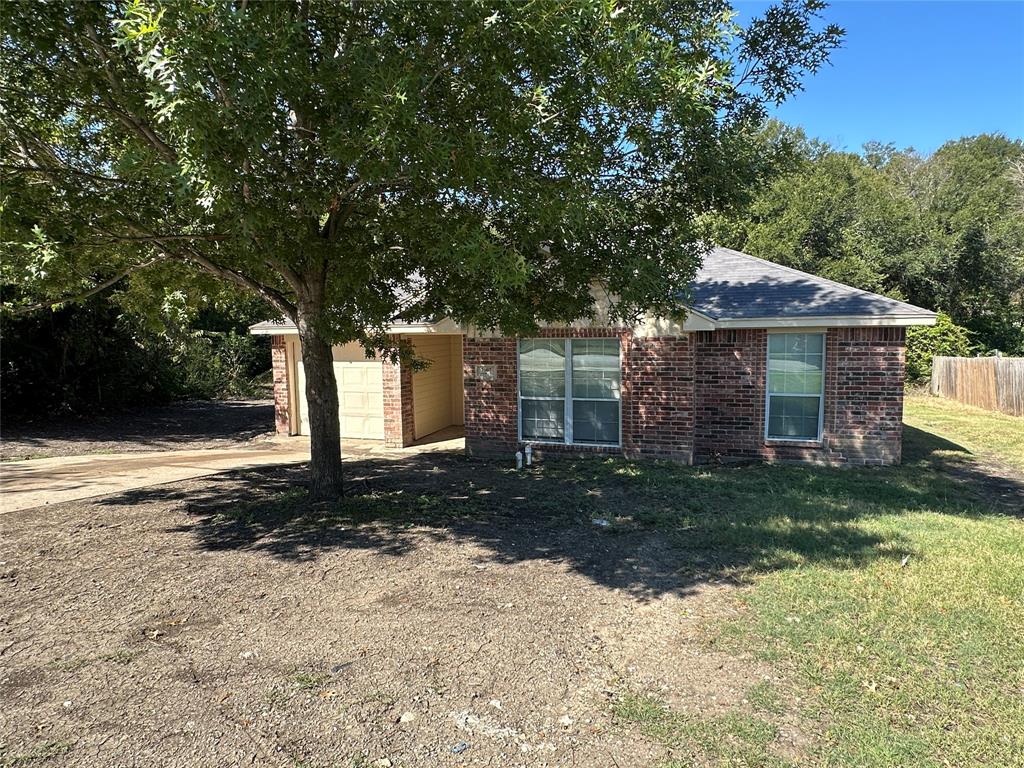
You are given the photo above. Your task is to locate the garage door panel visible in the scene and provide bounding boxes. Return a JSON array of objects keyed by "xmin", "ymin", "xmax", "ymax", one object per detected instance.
[
  {"xmin": 294, "ymin": 351, "xmax": 385, "ymax": 440},
  {"xmin": 336, "ymin": 360, "xmax": 384, "ymax": 439}
]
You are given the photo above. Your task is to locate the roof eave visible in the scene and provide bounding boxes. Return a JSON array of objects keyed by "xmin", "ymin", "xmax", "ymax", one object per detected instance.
[
  {"xmin": 710, "ymin": 313, "xmax": 937, "ymax": 329},
  {"xmin": 249, "ymin": 317, "xmax": 464, "ymax": 336}
]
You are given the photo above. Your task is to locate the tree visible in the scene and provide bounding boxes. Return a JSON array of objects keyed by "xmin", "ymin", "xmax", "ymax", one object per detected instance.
[
  {"xmin": 1, "ymin": 0, "xmax": 842, "ymax": 497},
  {"xmin": 717, "ymin": 134, "xmax": 1024, "ymax": 355}
]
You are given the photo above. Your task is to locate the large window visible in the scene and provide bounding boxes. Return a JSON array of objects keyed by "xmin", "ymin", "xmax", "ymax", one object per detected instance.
[
  {"xmin": 766, "ymin": 333, "xmax": 825, "ymax": 441},
  {"xmin": 518, "ymin": 338, "xmax": 621, "ymax": 446}
]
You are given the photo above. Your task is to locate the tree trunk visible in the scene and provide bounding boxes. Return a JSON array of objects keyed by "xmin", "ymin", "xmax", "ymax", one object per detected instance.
[{"xmin": 296, "ymin": 312, "xmax": 344, "ymax": 499}]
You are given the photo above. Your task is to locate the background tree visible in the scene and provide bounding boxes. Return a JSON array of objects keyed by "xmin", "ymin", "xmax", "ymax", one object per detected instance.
[
  {"xmin": 716, "ymin": 133, "xmax": 1024, "ymax": 358},
  {"xmin": 1, "ymin": 0, "xmax": 841, "ymax": 496}
]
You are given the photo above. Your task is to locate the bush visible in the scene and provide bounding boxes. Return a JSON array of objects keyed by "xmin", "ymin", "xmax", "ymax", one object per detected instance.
[
  {"xmin": 905, "ymin": 312, "xmax": 976, "ymax": 382},
  {"xmin": 168, "ymin": 329, "xmax": 269, "ymax": 400},
  {"xmin": 0, "ymin": 299, "xmax": 270, "ymax": 424}
]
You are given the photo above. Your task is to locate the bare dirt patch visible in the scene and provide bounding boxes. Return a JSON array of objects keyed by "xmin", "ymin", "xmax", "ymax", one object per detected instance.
[
  {"xmin": 0, "ymin": 399, "xmax": 274, "ymax": 462},
  {"xmin": 0, "ymin": 455, "xmax": 787, "ymax": 768}
]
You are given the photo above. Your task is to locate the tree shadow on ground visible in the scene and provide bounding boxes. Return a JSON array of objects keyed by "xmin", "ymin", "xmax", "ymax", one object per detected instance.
[
  {"xmin": 903, "ymin": 424, "xmax": 1024, "ymax": 512},
  {"xmin": 99, "ymin": 422, "xmax": 1021, "ymax": 600}
]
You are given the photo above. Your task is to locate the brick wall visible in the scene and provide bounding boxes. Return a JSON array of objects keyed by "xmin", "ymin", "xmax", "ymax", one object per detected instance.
[
  {"xmin": 270, "ymin": 335, "xmax": 291, "ymax": 435},
  {"xmin": 464, "ymin": 336, "xmax": 519, "ymax": 456},
  {"xmin": 693, "ymin": 329, "xmax": 766, "ymax": 459},
  {"xmin": 693, "ymin": 327, "xmax": 905, "ymax": 465},
  {"xmin": 382, "ymin": 354, "xmax": 415, "ymax": 448},
  {"xmin": 623, "ymin": 335, "xmax": 695, "ymax": 461},
  {"xmin": 463, "ymin": 326, "xmax": 906, "ymax": 466},
  {"xmin": 825, "ymin": 327, "xmax": 906, "ymax": 465},
  {"xmin": 464, "ymin": 330, "xmax": 696, "ymax": 461}
]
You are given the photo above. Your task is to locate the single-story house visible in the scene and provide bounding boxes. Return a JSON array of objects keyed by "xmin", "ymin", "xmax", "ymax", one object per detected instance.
[{"xmin": 251, "ymin": 247, "xmax": 936, "ymax": 465}]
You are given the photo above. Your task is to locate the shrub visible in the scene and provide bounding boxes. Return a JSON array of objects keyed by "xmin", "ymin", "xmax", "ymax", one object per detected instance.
[{"xmin": 905, "ymin": 312, "xmax": 976, "ymax": 382}]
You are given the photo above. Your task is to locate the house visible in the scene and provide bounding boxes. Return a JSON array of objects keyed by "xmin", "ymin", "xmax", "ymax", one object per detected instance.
[{"xmin": 250, "ymin": 247, "xmax": 937, "ymax": 465}]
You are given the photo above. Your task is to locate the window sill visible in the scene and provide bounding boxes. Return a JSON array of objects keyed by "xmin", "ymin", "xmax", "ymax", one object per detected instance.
[
  {"xmin": 764, "ymin": 438, "xmax": 823, "ymax": 447},
  {"xmin": 522, "ymin": 439, "xmax": 622, "ymax": 450}
]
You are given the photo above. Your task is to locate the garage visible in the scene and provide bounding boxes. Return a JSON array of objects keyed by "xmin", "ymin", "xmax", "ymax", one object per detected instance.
[
  {"xmin": 293, "ymin": 341, "xmax": 385, "ymax": 440},
  {"xmin": 255, "ymin": 318, "xmax": 466, "ymax": 447}
]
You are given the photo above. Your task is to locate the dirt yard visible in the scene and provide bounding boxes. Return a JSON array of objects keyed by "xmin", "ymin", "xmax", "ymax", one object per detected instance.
[
  {"xmin": 0, "ymin": 455, "xmax": 777, "ymax": 768},
  {"xmin": 0, "ymin": 400, "xmax": 275, "ymax": 462}
]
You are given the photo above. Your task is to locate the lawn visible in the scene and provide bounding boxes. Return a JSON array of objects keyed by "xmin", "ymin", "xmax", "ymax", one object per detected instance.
[
  {"xmin": 903, "ymin": 390, "xmax": 1024, "ymax": 473},
  {"xmin": 1, "ymin": 394, "xmax": 1021, "ymax": 767}
]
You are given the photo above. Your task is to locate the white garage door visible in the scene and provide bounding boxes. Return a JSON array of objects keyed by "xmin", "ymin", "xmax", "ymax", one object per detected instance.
[{"xmin": 296, "ymin": 342, "xmax": 385, "ymax": 440}]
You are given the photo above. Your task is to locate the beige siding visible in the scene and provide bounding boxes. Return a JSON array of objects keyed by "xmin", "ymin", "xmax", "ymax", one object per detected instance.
[
  {"xmin": 412, "ymin": 335, "xmax": 454, "ymax": 439},
  {"xmin": 450, "ymin": 335, "xmax": 464, "ymax": 426}
]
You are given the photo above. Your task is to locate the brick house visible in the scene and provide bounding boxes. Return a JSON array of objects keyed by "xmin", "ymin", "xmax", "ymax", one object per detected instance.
[{"xmin": 252, "ymin": 247, "xmax": 936, "ymax": 466}]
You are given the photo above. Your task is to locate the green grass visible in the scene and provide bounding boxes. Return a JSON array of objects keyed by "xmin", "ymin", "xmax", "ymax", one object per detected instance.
[
  {"xmin": 556, "ymin": 396, "xmax": 1024, "ymax": 766},
  {"xmin": 0, "ymin": 741, "xmax": 72, "ymax": 766},
  {"xmin": 290, "ymin": 670, "xmax": 332, "ymax": 691},
  {"xmin": 613, "ymin": 693, "xmax": 789, "ymax": 768},
  {"xmin": 903, "ymin": 391, "xmax": 1024, "ymax": 472}
]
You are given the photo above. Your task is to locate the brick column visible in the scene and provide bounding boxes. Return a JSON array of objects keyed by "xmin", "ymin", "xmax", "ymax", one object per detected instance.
[
  {"xmin": 271, "ymin": 335, "xmax": 291, "ymax": 435},
  {"xmin": 463, "ymin": 336, "xmax": 518, "ymax": 456},
  {"xmin": 383, "ymin": 359, "xmax": 415, "ymax": 447},
  {"xmin": 826, "ymin": 327, "xmax": 906, "ymax": 465}
]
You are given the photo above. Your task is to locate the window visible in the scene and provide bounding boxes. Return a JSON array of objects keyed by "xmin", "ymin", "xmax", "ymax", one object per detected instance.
[
  {"xmin": 518, "ymin": 338, "xmax": 621, "ymax": 445},
  {"xmin": 766, "ymin": 333, "xmax": 825, "ymax": 441}
]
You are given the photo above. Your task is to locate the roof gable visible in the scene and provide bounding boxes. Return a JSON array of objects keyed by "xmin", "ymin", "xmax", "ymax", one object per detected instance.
[{"xmin": 688, "ymin": 247, "xmax": 936, "ymax": 322}]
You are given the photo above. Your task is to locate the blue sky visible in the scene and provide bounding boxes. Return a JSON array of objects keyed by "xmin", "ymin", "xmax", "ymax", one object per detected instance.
[{"xmin": 734, "ymin": 1, "xmax": 1024, "ymax": 155}]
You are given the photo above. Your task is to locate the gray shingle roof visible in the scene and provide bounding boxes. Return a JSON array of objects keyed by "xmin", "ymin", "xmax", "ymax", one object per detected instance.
[
  {"xmin": 251, "ymin": 247, "xmax": 936, "ymax": 334},
  {"xmin": 688, "ymin": 247, "xmax": 936, "ymax": 321}
]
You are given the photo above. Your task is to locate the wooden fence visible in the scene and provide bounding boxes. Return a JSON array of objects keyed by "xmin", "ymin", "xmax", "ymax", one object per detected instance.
[{"xmin": 930, "ymin": 355, "xmax": 1024, "ymax": 416}]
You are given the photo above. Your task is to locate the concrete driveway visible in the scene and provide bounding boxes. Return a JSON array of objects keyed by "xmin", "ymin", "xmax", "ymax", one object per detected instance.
[{"xmin": 0, "ymin": 432, "xmax": 464, "ymax": 513}]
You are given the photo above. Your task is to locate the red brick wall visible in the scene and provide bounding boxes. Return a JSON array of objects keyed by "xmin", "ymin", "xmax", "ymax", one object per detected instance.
[
  {"xmin": 825, "ymin": 327, "xmax": 906, "ymax": 465},
  {"xmin": 693, "ymin": 329, "xmax": 768, "ymax": 459},
  {"xmin": 693, "ymin": 327, "xmax": 905, "ymax": 465},
  {"xmin": 463, "ymin": 326, "xmax": 906, "ymax": 466},
  {"xmin": 464, "ymin": 330, "xmax": 696, "ymax": 461},
  {"xmin": 464, "ymin": 337, "xmax": 519, "ymax": 456},
  {"xmin": 270, "ymin": 335, "xmax": 291, "ymax": 435},
  {"xmin": 382, "ymin": 354, "xmax": 415, "ymax": 448},
  {"xmin": 623, "ymin": 335, "xmax": 695, "ymax": 461}
]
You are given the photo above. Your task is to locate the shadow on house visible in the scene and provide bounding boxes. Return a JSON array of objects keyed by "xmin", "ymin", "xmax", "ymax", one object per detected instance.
[{"xmin": 97, "ymin": 420, "xmax": 1021, "ymax": 600}]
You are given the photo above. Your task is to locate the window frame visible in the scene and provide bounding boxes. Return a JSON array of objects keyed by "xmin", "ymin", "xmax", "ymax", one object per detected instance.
[
  {"xmin": 763, "ymin": 331, "xmax": 826, "ymax": 444},
  {"xmin": 517, "ymin": 337, "xmax": 622, "ymax": 448}
]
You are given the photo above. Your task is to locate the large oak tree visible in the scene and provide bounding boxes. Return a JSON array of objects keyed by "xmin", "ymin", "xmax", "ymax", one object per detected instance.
[{"xmin": 1, "ymin": 0, "xmax": 841, "ymax": 497}]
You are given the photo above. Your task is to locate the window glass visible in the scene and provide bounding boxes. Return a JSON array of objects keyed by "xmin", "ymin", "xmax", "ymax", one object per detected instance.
[
  {"xmin": 571, "ymin": 339, "xmax": 620, "ymax": 400},
  {"xmin": 767, "ymin": 395, "xmax": 821, "ymax": 439},
  {"xmin": 519, "ymin": 339, "xmax": 565, "ymax": 398},
  {"xmin": 573, "ymin": 400, "xmax": 620, "ymax": 444},
  {"xmin": 521, "ymin": 399, "xmax": 565, "ymax": 440},
  {"xmin": 519, "ymin": 339, "xmax": 566, "ymax": 440},
  {"xmin": 766, "ymin": 333, "xmax": 824, "ymax": 440},
  {"xmin": 518, "ymin": 338, "xmax": 620, "ymax": 445}
]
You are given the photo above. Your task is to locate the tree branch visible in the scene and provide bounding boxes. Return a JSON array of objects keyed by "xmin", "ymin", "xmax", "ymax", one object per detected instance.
[
  {"xmin": 80, "ymin": 21, "xmax": 178, "ymax": 163},
  {"xmin": 86, "ymin": 233, "xmax": 232, "ymax": 243},
  {"xmin": 6, "ymin": 256, "xmax": 166, "ymax": 315},
  {"xmin": 0, "ymin": 163, "xmax": 126, "ymax": 184},
  {"xmin": 135, "ymin": 230, "xmax": 298, "ymax": 321}
]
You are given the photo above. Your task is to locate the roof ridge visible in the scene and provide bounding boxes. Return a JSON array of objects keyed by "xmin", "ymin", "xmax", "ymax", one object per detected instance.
[{"xmin": 710, "ymin": 246, "xmax": 929, "ymax": 314}]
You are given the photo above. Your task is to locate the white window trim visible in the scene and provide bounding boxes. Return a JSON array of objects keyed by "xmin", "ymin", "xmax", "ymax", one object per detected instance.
[
  {"xmin": 763, "ymin": 331, "xmax": 826, "ymax": 444},
  {"xmin": 517, "ymin": 338, "xmax": 622, "ymax": 449}
]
